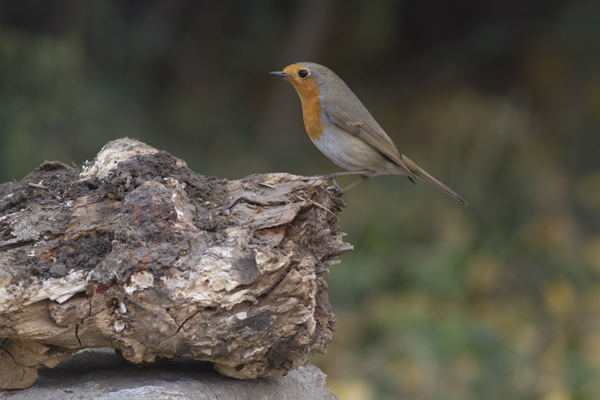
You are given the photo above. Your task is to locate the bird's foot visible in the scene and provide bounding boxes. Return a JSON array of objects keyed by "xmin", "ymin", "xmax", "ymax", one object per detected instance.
[
  {"xmin": 318, "ymin": 174, "xmax": 342, "ymax": 195},
  {"xmin": 324, "ymin": 180, "xmax": 343, "ymax": 197},
  {"xmin": 319, "ymin": 172, "xmax": 371, "ymax": 196}
]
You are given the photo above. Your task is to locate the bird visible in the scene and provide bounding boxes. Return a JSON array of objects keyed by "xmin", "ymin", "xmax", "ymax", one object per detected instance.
[{"xmin": 269, "ymin": 62, "xmax": 468, "ymax": 205}]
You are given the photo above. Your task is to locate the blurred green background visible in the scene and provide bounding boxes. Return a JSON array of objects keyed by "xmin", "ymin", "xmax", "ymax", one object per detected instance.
[{"xmin": 1, "ymin": 1, "xmax": 600, "ymax": 399}]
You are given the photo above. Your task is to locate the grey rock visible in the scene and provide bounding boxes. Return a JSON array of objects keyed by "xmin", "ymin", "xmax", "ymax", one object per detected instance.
[{"xmin": 0, "ymin": 349, "xmax": 338, "ymax": 400}]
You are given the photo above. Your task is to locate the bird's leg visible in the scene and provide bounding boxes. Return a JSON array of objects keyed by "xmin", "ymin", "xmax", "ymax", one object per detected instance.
[
  {"xmin": 319, "ymin": 170, "xmax": 372, "ymax": 196},
  {"xmin": 330, "ymin": 177, "xmax": 341, "ymax": 193},
  {"xmin": 320, "ymin": 169, "xmax": 373, "ymax": 179},
  {"xmin": 340, "ymin": 175, "xmax": 369, "ymax": 193}
]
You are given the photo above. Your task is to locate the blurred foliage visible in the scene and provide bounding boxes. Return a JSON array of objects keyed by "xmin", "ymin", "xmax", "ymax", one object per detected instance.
[{"xmin": 1, "ymin": 0, "xmax": 600, "ymax": 399}]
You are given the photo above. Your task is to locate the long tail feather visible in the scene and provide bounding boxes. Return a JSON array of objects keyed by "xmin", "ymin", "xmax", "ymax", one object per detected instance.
[{"xmin": 402, "ymin": 155, "xmax": 468, "ymax": 206}]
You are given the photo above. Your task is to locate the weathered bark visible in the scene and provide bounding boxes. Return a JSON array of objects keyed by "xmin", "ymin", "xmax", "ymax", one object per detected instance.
[{"xmin": 0, "ymin": 138, "xmax": 352, "ymax": 390}]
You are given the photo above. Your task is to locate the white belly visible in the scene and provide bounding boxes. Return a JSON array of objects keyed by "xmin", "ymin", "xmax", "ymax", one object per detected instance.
[{"xmin": 311, "ymin": 125, "xmax": 395, "ymax": 176}]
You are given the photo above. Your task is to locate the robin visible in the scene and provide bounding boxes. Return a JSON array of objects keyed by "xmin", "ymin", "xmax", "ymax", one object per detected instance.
[{"xmin": 270, "ymin": 62, "xmax": 468, "ymax": 205}]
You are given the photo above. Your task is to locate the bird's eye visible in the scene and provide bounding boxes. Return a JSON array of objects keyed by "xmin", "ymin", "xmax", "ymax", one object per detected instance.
[{"xmin": 298, "ymin": 69, "xmax": 309, "ymax": 79}]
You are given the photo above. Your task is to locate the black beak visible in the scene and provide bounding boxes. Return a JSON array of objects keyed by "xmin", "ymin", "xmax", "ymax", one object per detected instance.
[{"xmin": 269, "ymin": 71, "xmax": 288, "ymax": 78}]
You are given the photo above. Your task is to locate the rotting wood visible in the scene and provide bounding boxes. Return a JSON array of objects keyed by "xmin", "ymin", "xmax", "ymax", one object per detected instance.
[{"xmin": 0, "ymin": 138, "xmax": 352, "ymax": 390}]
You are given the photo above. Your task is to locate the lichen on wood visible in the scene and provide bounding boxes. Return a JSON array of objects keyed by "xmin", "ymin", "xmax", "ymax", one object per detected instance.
[{"xmin": 0, "ymin": 138, "xmax": 352, "ymax": 390}]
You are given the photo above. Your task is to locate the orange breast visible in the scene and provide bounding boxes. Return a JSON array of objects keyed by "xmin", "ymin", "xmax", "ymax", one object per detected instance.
[{"xmin": 290, "ymin": 79, "xmax": 323, "ymax": 141}]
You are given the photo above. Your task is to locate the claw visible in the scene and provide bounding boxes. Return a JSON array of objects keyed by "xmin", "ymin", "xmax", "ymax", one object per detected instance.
[{"xmin": 331, "ymin": 177, "xmax": 341, "ymax": 193}]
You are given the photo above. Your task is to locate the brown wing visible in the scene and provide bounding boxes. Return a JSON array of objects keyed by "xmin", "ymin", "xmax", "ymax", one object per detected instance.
[{"xmin": 323, "ymin": 108, "xmax": 415, "ymax": 178}]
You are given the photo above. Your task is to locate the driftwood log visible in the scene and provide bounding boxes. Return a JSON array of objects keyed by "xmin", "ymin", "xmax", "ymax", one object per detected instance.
[{"xmin": 0, "ymin": 138, "xmax": 352, "ymax": 390}]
